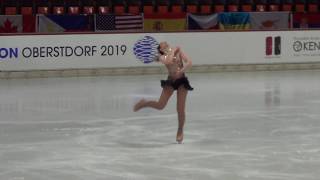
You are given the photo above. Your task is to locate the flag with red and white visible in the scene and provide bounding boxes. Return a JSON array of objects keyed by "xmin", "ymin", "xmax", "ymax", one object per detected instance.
[
  {"xmin": 95, "ymin": 14, "xmax": 143, "ymax": 32},
  {"xmin": 249, "ymin": 12, "xmax": 290, "ymax": 30},
  {"xmin": 0, "ymin": 15, "xmax": 35, "ymax": 33}
]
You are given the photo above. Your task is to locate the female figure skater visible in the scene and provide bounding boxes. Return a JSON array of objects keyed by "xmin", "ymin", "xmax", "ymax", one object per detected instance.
[{"xmin": 133, "ymin": 41, "xmax": 193, "ymax": 143}]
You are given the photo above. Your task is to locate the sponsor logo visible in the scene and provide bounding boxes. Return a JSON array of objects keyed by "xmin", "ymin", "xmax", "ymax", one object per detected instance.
[
  {"xmin": 265, "ymin": 36, "xmax": 281, "ymax": 56},
  {"xmin": 292, "ymin": 37, "xmax": 320, "ymax": 57},
  {"xmin": 293, "ymin": 41, "xmax": 320, "ymax": 52},
  {"xmin": 133, "ymin": 36, "xmax": 159, "ymax": 64},
  {"xmin": 0, "ymin": 48, "xmax": 18, "ymax": 59}
]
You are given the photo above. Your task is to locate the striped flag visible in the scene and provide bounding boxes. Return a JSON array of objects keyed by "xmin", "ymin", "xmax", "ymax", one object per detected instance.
[
  {"xmin": 218, "ymin": 12, "xmax": 250, "ymax": 30},
  {"xmin": 95, "ymin": 14, "xmax": 143, "ymax": 32},
  {"xmin": 144, "ymin": 13, "xmax": 186, "ymax": 31}
]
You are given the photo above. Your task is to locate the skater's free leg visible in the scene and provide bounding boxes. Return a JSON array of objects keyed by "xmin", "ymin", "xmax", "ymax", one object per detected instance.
[{"xmin": 134, "ymin": 87, "xmax": 174, "ymax": 111}]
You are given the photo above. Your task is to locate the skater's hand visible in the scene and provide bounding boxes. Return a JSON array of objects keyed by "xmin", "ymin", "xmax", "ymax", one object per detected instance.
[{"xmin": 174, "ymin": 47, "xmax": 180, "ymax": 56}]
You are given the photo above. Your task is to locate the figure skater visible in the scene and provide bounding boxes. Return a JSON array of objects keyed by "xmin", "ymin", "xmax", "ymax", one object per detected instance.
[{"xmin": 133, "ymin": 41, "xmax": 193, "ymax": 144}]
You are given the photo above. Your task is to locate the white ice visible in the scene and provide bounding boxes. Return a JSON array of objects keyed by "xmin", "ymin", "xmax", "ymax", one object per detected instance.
[{"xmin": 0, "ymin": 70, "xmax": 320, "ymax": 180}]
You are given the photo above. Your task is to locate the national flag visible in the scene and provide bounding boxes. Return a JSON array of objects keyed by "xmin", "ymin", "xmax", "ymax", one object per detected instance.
[
  {"xmin": 250, "ymin": 12, "xmax": 290, "ymax": 30},
  {"xmin": 218, "ymin": 12, "xmax": 250, "ymax": 30},
  {"xmin": 144, "ymin": 13, "xmax": 186, "ymax": 31},
  {"xmin": 37, "ymin": 15, "xmax": 94, "ymax": 33},
  {"xmin": 293, "ymin": 13, "xmax": 320, "ymax": 28},
  {"xmin": 95, "ymin": 14, "xmax": 143, "ymax": 32},
  {"xmin": 0, "ymin": 15, "xmax": 36, "ymax": 33},
  {"xmin": 23, "ymin": 15, "xmax": 36, "ymax": 33},
  {"xmin": 187, "ymin": 13, "xmax": 219, "ymax": 30}
]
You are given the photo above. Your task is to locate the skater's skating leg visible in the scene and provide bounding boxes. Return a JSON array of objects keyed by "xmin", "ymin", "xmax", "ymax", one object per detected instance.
[{"xmin": 176, "ymin": 86, "xmax": 188, "ymax": 143}]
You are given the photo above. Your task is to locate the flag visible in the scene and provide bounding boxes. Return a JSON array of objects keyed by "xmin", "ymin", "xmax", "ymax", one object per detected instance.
[
  {"xmin": 37, "ymin": 15, "xmax": 94, "ymax": 33},
  {"xmin": 187, "ymin": 13, "xmax": 219, "ymax": 30},
  {"xmin": 144, "ymin": 13, "xmax": 186, "ymax": 31},
  {"xmin": 23, "ymin": 15, "xmax": 36, "ymax": 33},
  {"xmin": 95, "ymin": 14, "xmax": 143, "ymax": 32},
  {"xmin": 218, "ymin": 12, "xmax": 250, "ymax": 30},
  {"xmin": 0, "ymin": 15, "xmax": 36, "ymax": 33},
  {"xmin": 293, "ymin": 13, "xmax": 320, "ymax": 28},
  {"xmin": 250, "ymin": 12, "xmax": 290, "ymax": 30},
  {"xmin": 0, "ymin": 15, "xmax": 22, "ymax": 33}
]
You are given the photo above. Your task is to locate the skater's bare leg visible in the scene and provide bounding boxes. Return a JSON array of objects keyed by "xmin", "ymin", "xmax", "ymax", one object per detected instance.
[
  {"xmin": 176, "ymin": 86, "xmax": 188, "ymax": 143},
  {"xmin": 134, "ymin": 87, "xmax": 174, "ymax": 112}
]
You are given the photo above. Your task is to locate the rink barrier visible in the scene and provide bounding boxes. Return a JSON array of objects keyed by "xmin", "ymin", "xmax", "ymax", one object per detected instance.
[
  {"xmin": 2, "ymin": 62, "xmax": 320, "ymax": 79},
  {"xmin": 2, "ymin": 30, "xmax": 320, "ymax": 78}
]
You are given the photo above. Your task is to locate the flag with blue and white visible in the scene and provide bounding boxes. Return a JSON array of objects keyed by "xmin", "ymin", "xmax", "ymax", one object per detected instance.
[{"xmin": 37, "ymin": 15, "xmax": 94, "ymax": 33}]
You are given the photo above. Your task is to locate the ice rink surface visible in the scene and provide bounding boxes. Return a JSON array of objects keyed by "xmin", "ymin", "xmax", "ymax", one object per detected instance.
[{"xmin": 0, "ymin": 70, "xmax": 320, "ymax": 180}]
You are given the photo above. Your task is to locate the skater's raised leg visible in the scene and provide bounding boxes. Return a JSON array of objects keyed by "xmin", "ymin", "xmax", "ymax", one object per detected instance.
[{"xmin": 134, "ymin": 87, "xmax": 174, "ymax": 112}]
